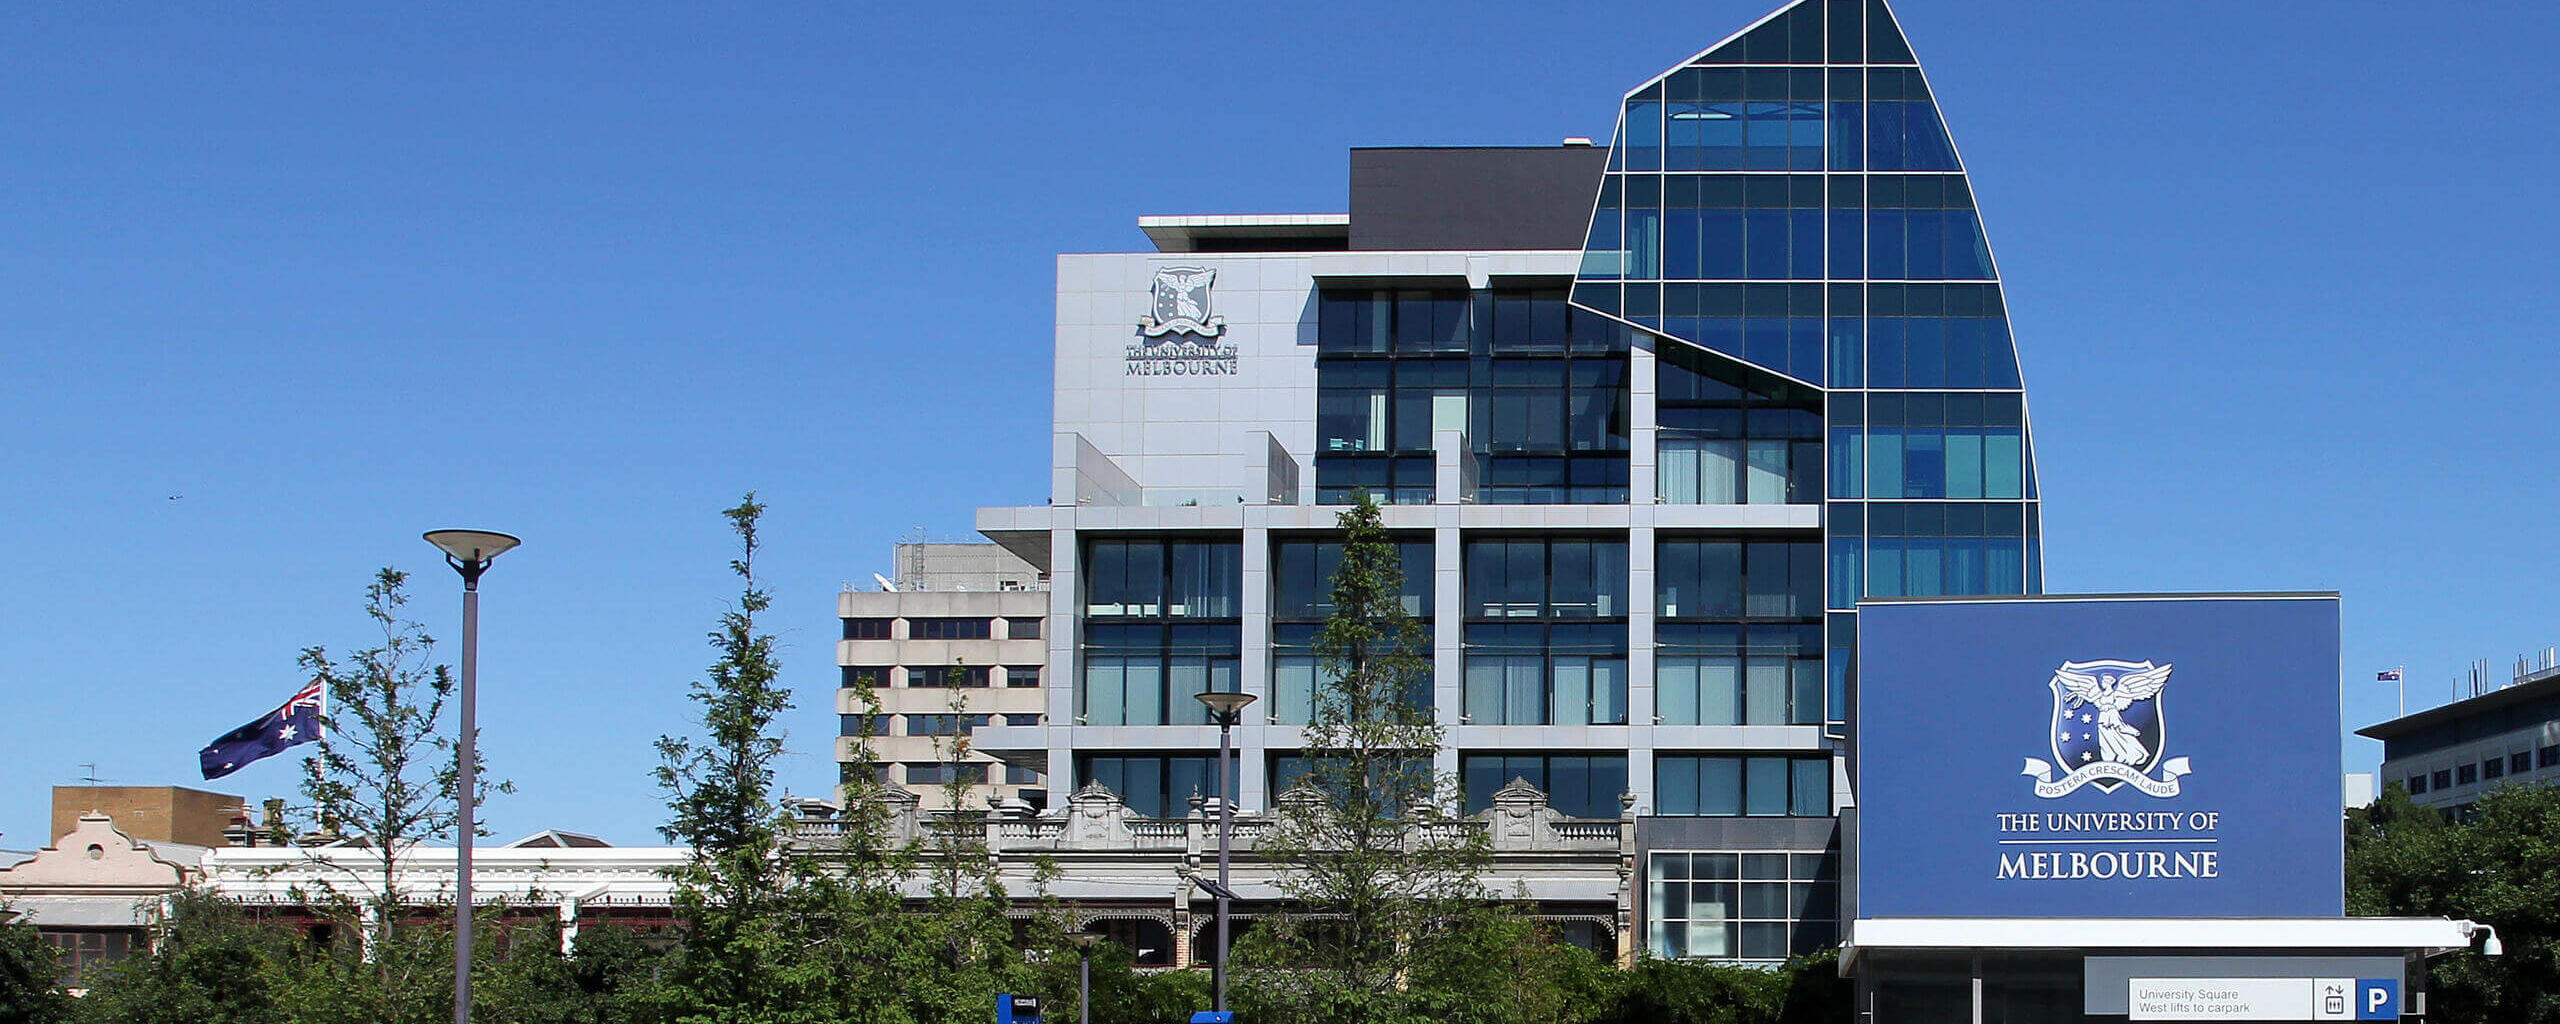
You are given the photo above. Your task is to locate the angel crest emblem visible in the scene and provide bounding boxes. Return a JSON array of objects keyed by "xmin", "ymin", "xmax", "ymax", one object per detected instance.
[
  {"xmin": 1138, "ymin": 267, "xmax": 1226, "ymax": 338},
  {"xmin": 2021, "ymin": 659, "xmax": 2194, "ymax": 798}
]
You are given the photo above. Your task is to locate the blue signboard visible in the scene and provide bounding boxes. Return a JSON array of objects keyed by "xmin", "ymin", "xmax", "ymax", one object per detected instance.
[{"xmin": 1855, "ymin": 594, "xmax": 2342, "ymax": 919}]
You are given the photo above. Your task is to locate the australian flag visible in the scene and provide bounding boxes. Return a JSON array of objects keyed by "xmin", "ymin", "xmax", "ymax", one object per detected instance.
[{"xmin": 199, "ymin": 680, "xmax": 323, "ymax": 781}]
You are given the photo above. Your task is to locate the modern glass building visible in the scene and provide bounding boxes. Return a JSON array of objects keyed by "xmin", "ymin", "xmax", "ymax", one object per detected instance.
[{"xmin": 965, "ymin": 0, "xmax": 2038, "ymax": 963}]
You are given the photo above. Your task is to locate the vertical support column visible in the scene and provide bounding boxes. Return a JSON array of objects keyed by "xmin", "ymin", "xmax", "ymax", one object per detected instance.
[
  {"xmin": 1433, "ymin": 427, "xmax": 1466, "ymax": 508},
  {"xmin": 557, "ymin": 897, "xmax": 579, "ymax": 956},
  {"xmin": 1629, "ymin": 346, "xmax": 1659, "ymax": 505},
  {"xmin": 1171, "ymin": 898, "xmax": 1196, "ymax": 969},
  {"xmin": 1432, "ymin": 519, "xmax": 1465, "ymax": 786},
  {"xmin": 1626, "ymin": 523, "xmax": 1656, "ymax": 814},
  {"xmin": 1047, "ymin": 522, "xmax": 1079, "ymax": 789},
  {"xmin": 1236, "ymin": 524, "xmax": 1272, "ymax": 810},
  {"xmin": 1972, "ymin": 954, "xmax": 1986, "ymax": 1024}
]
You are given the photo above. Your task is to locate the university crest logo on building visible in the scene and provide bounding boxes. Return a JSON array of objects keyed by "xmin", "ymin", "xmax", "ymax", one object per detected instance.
[
  {"xmin": 2020, "ymin": 660, "xmax": 2192, "ymax": 798},
  {"xmin": 1138, "ymin": 267, "xmax": 1226, "ymax": 338}
]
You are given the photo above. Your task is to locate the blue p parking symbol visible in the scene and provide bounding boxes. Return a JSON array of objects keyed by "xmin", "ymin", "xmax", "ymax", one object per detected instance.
[{"xmin": 2355, "ymin": 978, "xmax": 2399, "ymax": 1020}]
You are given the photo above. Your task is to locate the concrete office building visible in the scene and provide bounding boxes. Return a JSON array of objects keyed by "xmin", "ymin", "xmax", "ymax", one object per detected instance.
[
  {"xmin": 837, "ymin": 542, "xmax": 1050, "ymax": 810},
  {"xmin": 2361, "ymin": 647, "xmax": 2560, "ymax": 816},
  {"xmin": 970, "ymin": 0, "xmax": 2040, "ymax": 962}
]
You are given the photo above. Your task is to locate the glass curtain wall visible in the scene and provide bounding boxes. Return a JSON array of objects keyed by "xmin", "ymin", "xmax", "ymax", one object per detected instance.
[
  {"xmin": 1656, "ymin": 344, "xmax": 1824, "ymax": 505},
  {"xmin": 1078, "ymin": 754, "xmax": 1219, "ymax": 818},
  {"xmin": 1462, "ymin": 753, "xmax": 1629, "ymax": 819},
  {"xmin": 1316, "ymin": 288, "xmax": 1634, "ymax": 504},
  {"xmin": 1463, "ymin": 538, "xmax": 1630, "ymax": 726},
  {"xmin": 1269, "ymin": 537, "xmax": 1434, "ymax": 723},
  {"xmin": 1647, "ymin": 849, "xmax": 1839, "ymax": 960},
  {"xmin": 1079, "ymin": 538, "xmax": 1243, "ymax": 726},
  {"xmin": 1654, "ymin": 538, "xmax": 1824, "ymax": 726},
  {"xmin": 1575, "ymin": 0, "xmax": 2042, "ymax": 740}
]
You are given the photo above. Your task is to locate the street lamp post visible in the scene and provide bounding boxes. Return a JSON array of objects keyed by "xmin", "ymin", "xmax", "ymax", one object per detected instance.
[
  {"xmin": 1194, "ymin": 689, "xmax": 1257, "ymax": 1014},
  {"xmin": 1067, "ymin": 926, "xmax": 1106, "ymax": 1023},
  {"xmin": 423, "ymin": 529, "xmax": 520, "ymax": 1024}
]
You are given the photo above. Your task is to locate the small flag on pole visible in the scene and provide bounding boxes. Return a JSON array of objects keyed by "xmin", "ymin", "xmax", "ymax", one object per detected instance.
[
  {"xmin": 2377, "ymin": 669, "xmax": 2403, "ymax": 682},
  {"xmin": 199, "ymin": 680, "xmax": 324, "ymax": 781}
]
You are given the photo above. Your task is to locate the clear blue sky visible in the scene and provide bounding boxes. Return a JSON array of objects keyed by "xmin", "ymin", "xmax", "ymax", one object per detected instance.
[{"xmin": 4, "ymin": 1, "xmax": 2556, "ymax": 847}]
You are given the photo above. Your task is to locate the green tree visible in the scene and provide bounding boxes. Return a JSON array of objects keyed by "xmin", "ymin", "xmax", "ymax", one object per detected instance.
[
  {"xmin": 1240, "ymin": 490, "xmax": 1494, "ymax": 1022},
  {"xmin": 1023, "ymin": 939, "xmax": 1207, "ymax": 1024},
  {"xmin": 0, "ymin": 907, "xmax": 69, "ymax": 1024},
  {"xmin": 2349, "ymin": 782, "xmax": 2560, "ymax": 1023},
  {"xmin": 296, "ymin": 567, "xmax": 506, "ymax": 1018},
  {"xmin": 900, "ymin": 666, "xmax": 1043, "ymax": 1024},
  {"xmin": 71, "ymin": 890, "xmax": 285, "ymax": 1024},
  {"xmin": 1591, "ymin": 953, "xmax": 1844, "ymax": 1024},
  {"xmin": 1403, "ymin": 911, "xmax": 1617, "ymax": 1024},
  {"xmin": 473, "ymin": 922, "xmax": 664, "ymax": 1024},
  {"xmin": 653, "ymin": 494, "xmax": 814, "ymax": 1023}
]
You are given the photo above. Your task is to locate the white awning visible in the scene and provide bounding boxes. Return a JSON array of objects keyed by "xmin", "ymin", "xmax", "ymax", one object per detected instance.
[
  {"xmin": 1846, "ymin": 917, "xmax": 2476, "ymax": 966},
  {"xmin": 8, "ymin": 896, "xmax": 155, "ymax": 929}
]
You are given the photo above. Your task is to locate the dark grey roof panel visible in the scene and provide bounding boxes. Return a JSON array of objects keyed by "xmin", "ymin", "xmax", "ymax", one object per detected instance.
[{"xmin": 1349, "ymin": 146, "xmax": 1609, "ymax": 252}]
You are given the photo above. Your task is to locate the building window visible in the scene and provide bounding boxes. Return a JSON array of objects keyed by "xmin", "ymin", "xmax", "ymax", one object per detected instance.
[
  {"xmin": 1851, "ymin": 392, "xmax": 2028, "ymax": 503},
  {"xmin": 839, "ymin": 714, "xmax": 885, "ymax": 738},
  {"xmin": 843, "ymin": 617, "xmax": 894, "ymax": 640},
  {"xmin": 1467, "ymin": 537, "xmax": 1627, "ymax": 618},
  {"xmin": 1462, "ymin": 538, "xmax": 1628, "ymax": 726},
  {"xmin": 41, "ymin": 929, "xmax": 136, "ymax": 988},
  {"xmin": 1657, "ymin": 538, "xmax": 1820, "ymax": 619},
  {"xmin": 1845, "ymin": 500, "xmax": 2032, "ymax": 602},
  {"xmin": 906, "ymin": 714, "xmax": 992, "ymax": 737},
  {"xmin": 2513, "ymin": 752, "xmax": 2532, "ymax": 775},
  {"xmin": 1083, "ymin": 539, "xmax": 1240, "ymax": 618},
  {"xmin": 1463, "ymin": 624, "xmax": 1627, "ymax": 725},
  {"xmin": 1270, "ymin": 753, "xmax": 1432, "ymax": 803},
  {"xmin": 2484, "ymin": 757, "xmax": 2506, "ymax": 780},
  {"xmin": 2457, "ymin": 764, "xmax": 2477, "ymax": 786},
  {"xmin": 908, "ymin": 665, "xmax": 990, "ymax": 688},
  {"xmin": 1656, "ymin": 755, "xmax": 1830, "ymax": 816},
  {"xmin": 1656, "ymin": 538, "xmax": 1822, "ymax": 726},
  {"xmin": 1081, "ymin": 624, "xmax": 1240, "ymax": 726},
  {"xmin": 2407, "ymin": 775, "xmax": 2427, "ymax": 795},
  {"xmin": 1655, "ymin": 628, "xmax": 1822, "ymax": 726},
  {"xmin": 2433, "ymin": 769, "xmax": 2453, "ymax": 790},
  {"xmin": 1080, "ymin": 540, "xmax": 1243, "ymax": 725},
  {"xmin": 841, "ymin": 666, "xmax": 889, "ymax": 689},
  {"xmin": 1646, "ymin": 850, "xmax": 1838, "ymax": 961},
  {"xmin": 1656, "ymin": 346, "xmax": 1822, "ymax": 505},
  {"xmin": 1006, "ymin": 618, "xmax": 1042, "ymax": 640},
  {"xmin": 2541, "ymin": 745, "xmax": 2558, "ymax": 769},
  {"xmin": 1460, "ymin": 754, "xmax": 1627, "ymax": 819},
  {"xmin": 1314, "ymin": 287, "xmax": 1632, "ymax": 505},
  {"xmin": 1078, "ymin": 754, "xmax": 1219, "ymax": 817},
  {"xmin": 1270, "ymin": 537, "xmax": 1433, "ymax": 724},
  {"xmin": 1272, "ymin": 538, "xmax": 1434, "ymax": 620},
  {"xmin": 1005, "ymin": 666, "xmax": 1041, "ymax": 688},
  {"xmin": 907, "ymin": 762, "xmax": 987, "ymax": 788},
  {"xmin": 910, "ymin": 617, "xmax": 993, "ymax": 640}
]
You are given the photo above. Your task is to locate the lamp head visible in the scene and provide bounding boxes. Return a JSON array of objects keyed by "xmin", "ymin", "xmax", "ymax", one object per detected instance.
[
  {"xmin": 2463, "ymin": 920, "xmax": 2504, "ymax": 957},
  {"xmin": 1067, "ymin": 928, "xmax": 1107, "ymax": 952},
  {"xmin": 1195, "ymin": 690, "xmax": 1258, "ymax": 724},
  {"xmin": 424, "ymin": 529, "xmax": 521, "ymax": 588}
]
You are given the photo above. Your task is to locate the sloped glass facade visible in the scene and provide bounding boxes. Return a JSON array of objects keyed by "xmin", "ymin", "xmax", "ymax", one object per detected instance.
[{"xmin": 1577, "ymin": 0, "xmax": 2040, "ymax": 740}]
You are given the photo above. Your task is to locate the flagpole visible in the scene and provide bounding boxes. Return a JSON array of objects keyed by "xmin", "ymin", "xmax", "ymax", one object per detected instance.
[{"xmin": 2396, "ymin": 664, "xmax": 2405, "ymax": 718}]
